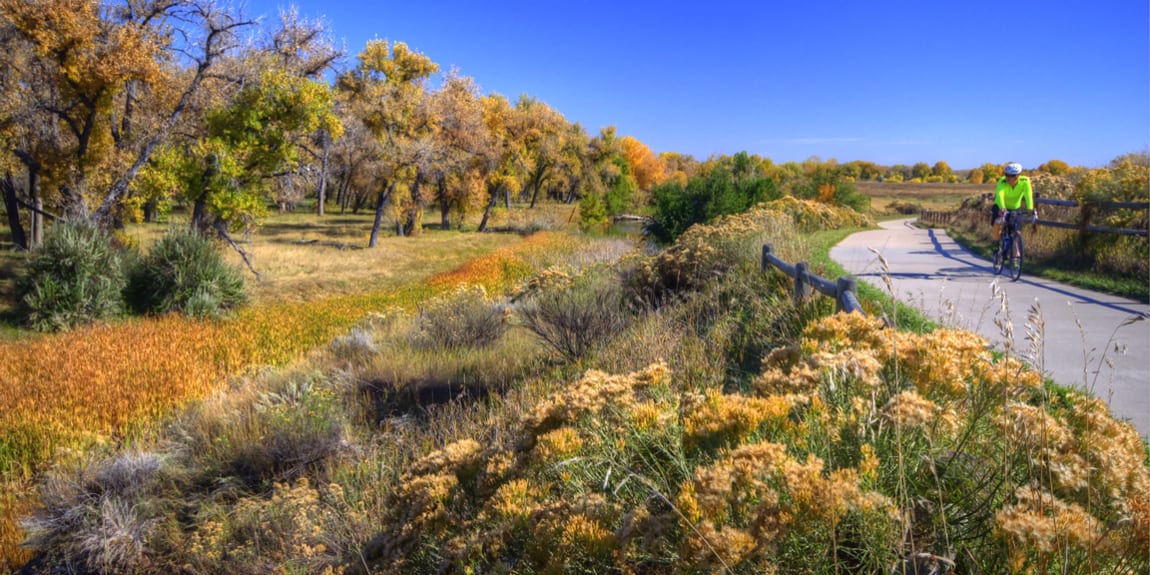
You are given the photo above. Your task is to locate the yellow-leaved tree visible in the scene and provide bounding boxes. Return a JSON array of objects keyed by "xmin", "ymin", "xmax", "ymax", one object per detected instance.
[{"xmin": 337, "ymin": 39, "xmax": 438, "ymax": 245}]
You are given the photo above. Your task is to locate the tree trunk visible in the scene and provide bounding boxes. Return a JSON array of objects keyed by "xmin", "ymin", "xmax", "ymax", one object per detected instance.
[
  {"xmin": 143, "ymin": 197, "xmax": 157, "ymax": 223},
  {"xmin": 2, "ymin": 172, "xmax": 27, "ymax": 249},
  {"xmin": 438, "ymin": 177, "xmax": 450, "ymax": 230},
  {"xmin": 528, "ymin": 163, "xmax": 548, "ymax": 208},
  {"xmin": 317, "ymin": 130, "xmax": 330, "ymax": 216},
  {"xmin": 191, "ymin": 192, "xmax": 208, "ymax": 230},
  {"xmin": 368, "ymin": 180, "xmax": 395, "ymax": 248},
  {"xmin": 478, "ymin": 184, "xmax": 500, "ymax": 232},
  {"xmin": 403, "ymin": 172, "xmax": 425, "ymax": 237},
  {"xmin": 32, "ymin": 197, "xmax": 43, "ymax": 246},
  {"xmin": 529, "ymin": 181, "xmax": 541, "ymax": 208}
]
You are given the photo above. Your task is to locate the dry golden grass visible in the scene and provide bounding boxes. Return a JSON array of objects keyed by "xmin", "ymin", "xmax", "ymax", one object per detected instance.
[
  {"xmin": 0, "ymin": 214, "xmax": 583, "ymax": 571},
  {"xmin": 117, "ymin": 212, "xmax": 527, "ymax": 304},
  {"xmin": 855, "ymin": 180, "xmax": 993, "ymax": 214}
]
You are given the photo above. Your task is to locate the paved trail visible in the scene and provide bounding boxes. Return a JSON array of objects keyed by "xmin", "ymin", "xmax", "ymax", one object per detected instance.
[{"xmin": 830, "ymin": 218, "xmax": 1150, "ymax": 439}]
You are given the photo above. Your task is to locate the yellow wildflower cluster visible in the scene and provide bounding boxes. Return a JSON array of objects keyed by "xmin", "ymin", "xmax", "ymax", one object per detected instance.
[
  {"xmin": 487, "ymin": 478, "xmax": 537, "ymax": 523},
  {"xmin": 533, "ymin": 427, "xmax": 585, "ymax": 463},
  {"xmin": 995, "ymin": 485, "xmax": 1103, "ymax": 571},
  {"xmin": 525, "ymin": 363, "xmax": 671, "ymax": 434},
  {"xmin": 758, "ymin": 311, "xmax": 1150, "ymax": 572},
  {"xmin": 895, "ymin": 329, "xmax": 989, "ymax": 397},
  {"xmin": 677, "ymin": 441, "xmax": 895, "ymax": 568},
  {"xmin": 682, "ymin": 390, "xmax": 791, "ymax": 450},
  {"xmin": 513, "ymin": 266, "xmax": 575, "ymax": 300},
  {"xmin": 386, "ymin": 440, "xmax": 486, "ymax": 545},
  {"xmin": 754, "ymin": 345, "xmax": 824, "ymax": 396},
  {"xmin": 762, "ymin": 196, "xmax": 873, "ymax": 232},
  {"xmin": 186, "ymin": 478, "xmax": 347, "ymax": 574},
  {"xmin": 999, "ymin": 403, "xmax": 1089, "ymax": 492},
  {"xmin": 1064, "ymin": 394, "xmax": 1150, "ymax": 502},
  {"xmin": 881, "ymin": 390, "xmax": 937, "ymax": 429},
  {"xmin": 799, "ymin": 311, "xmax": 891, "ymax": 355}
]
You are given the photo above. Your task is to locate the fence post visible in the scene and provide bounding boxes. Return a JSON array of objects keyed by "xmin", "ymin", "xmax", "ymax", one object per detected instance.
[
  {"xmin": 794, "ymin": 262, "xmax": 810, "ymax": 302},
  {"xmin": 835, "ymin": 276, "xmax": 857, "ymax": 313},
  {"xmin": 762, "ymin": 244, "xmax": 772, "ymax": 272}
]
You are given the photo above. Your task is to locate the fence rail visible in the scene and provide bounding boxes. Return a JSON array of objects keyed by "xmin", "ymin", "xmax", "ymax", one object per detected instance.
[
  {"xmin": 921, "ymin": 197, "xmax": 1149, "ymax": 237},
  {"xmin": 761, "ymin": 244, "xmax": 863, "ymax": 314}
]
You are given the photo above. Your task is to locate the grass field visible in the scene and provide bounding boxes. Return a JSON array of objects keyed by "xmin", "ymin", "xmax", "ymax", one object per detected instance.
[
  {"xmin": 855, "ymin": 180, "xmax": 992, "ymax": 214},
  {"xmin": 2, "ymin": 199, "xmax": 1147, "ymax": 574},
  {"xmin": 0, "ymin": 202, "xmax": 578, "ymax": 336}
]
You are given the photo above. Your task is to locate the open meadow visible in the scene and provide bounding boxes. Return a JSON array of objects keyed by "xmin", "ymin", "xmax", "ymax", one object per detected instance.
[
  {"xmin": 855, "ymin": 180, "xmax": 992, "ymax": 215},
  {"xmin": 2, "ymin": 199, "xmax": 1146, "ymax": 574}
]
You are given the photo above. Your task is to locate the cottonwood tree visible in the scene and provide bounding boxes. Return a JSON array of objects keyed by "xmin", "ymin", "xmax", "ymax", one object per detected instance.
[
  {"xmin": 620, "ymin": 135, "xmax": 665, "ymax": 193},
  {"xmin": 265, "ymin": 7, "xmax": 342, "ymax": 215},
  {"xmin": 337, "ymin": 39, "xmax": 437, "ymax": 246},
  {"xmin": 932, "ymin": 160, "xmax": 954, "ymax": 182},
  {"xmin": 552, "ymin": 122, "xmax": 592, "ymax": 204},
  {"xmin": 0, "ymin": 0, "xmax": 256, "ymax": 229},
  {"xmin": 420, "ymin": 71, "xmax": 490, "ymax": 230},
  {"xmin": 0, "ymin": 17, "xmax": 61, "ymax": 248},
  {"xmin": 327, "ymin": 113, "xmax": 382, "ymax": 214},
  {"xmin": 1038, "ymin": 159, "xmax": 1071, "ymax": 176},
  {"xmin": 129, "ymin": 56, "xmax": 340, "ymax": 278},
  {"xmin": 512, "ymin": 95, "xmax": 567, "ymax": 209},
  {"xmin": 475, "ymin": 93, "xmax": 524, "ymax": 232}
]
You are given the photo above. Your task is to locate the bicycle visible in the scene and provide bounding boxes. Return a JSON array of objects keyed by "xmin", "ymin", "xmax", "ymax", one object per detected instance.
[{"xmin": 992, "ymin": 209, "xmax": 1024, "ymax": 281}]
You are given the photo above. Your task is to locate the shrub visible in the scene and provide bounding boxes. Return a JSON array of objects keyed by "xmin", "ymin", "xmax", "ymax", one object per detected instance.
[
  {"xmin": 518, "ymin": 270, "xmax": 632, "ymax": 362},
  {"xmin": 887, "ymin": 200, "xmax": 921, "ymax": 214},
  {"xmin": 578, "ymin": 192, "xmax": 609, "ymax": 233},
  {"xmin": 16, "ymin": 221, "xmax": 127, "ymax": 331},
  {"xmin": 626, "ymin": 204, "xmax": 794, "ymax": 308},
  {"xmin": 414, "ymin": 285, "xmax": 508, "ymax": 350},
  {"xmin": 125, "ymin": 227, "xmax": 247, "ymax": 319},
  {"xmin": 647, "ymin": 165, "xmax": 781, "ymax": 244},
  {"xmin": 22, "ymin": 451, "xmax": 181, "ymax": 575},
  {"xmin": 329, "ymin": 327, "xmax": 378, "ymax": 364}
]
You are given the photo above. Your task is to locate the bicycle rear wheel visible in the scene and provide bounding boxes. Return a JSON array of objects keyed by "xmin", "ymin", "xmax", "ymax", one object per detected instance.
[{"xmin": 1008, "ymin": 231, "xmax": 1024, "ymax": 281}]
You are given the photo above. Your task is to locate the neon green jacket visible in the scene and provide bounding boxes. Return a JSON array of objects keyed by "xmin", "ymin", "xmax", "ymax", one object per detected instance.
[{"xmin": 995, "ymin": 175, "xmax": 1034, "ymax": 210}]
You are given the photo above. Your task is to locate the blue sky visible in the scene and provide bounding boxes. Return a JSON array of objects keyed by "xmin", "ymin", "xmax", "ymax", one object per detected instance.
[{"xmin": 243, "ymin": 0, "xmax": 1149, "ymax": 169}]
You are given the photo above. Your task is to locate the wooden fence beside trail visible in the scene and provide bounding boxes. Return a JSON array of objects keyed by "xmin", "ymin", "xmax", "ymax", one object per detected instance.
[
  {"xmin": 919, "ymin": 197, "xmax": 1150, "ymax": 237},
  {"xmin": 762, "ymin": 244, "xmax": 864, "ymax": 314}
]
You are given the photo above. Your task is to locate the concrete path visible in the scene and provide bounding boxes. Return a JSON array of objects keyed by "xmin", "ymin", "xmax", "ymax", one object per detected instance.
[{"xmin": 830, "ymin": 218, "xmax": 1150, "ymax": 439}]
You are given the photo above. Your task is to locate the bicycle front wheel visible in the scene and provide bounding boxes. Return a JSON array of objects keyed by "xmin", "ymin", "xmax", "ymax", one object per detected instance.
[
  {"xmin": 993, "ymin": 238, "xmax": 1005, "ymax": 275},
  {"xmin": 1008, "ymin": 231, "xmax": 1024, "ymax": 281}
]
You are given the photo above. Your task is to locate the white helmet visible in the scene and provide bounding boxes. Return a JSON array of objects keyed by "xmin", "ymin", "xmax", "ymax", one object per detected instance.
[{"xmin": 1004, "ymin": 163, "xmax": 1023, "ymax": 176}]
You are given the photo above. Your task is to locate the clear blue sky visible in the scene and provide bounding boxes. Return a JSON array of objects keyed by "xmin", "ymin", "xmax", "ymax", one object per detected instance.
[{"xmin": 243, "ymin": 0, "xmax": 1149, "ymax": 170}]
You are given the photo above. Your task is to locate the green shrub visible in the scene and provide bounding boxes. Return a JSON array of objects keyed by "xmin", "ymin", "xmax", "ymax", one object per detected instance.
[
  {"xmin": 17, "ymin": 221, "xmax": 127, "ymax": 331},
  {"xmin": 578, "ymin": 191, "xmax": 609, "ymax": 233},
  {"xmin": 647, "ymin": 164, "xmax": 781, "ymax": 244},
  {"xmin": 126, "ymin": 227, "xmax": 247, "ymax": 318}
]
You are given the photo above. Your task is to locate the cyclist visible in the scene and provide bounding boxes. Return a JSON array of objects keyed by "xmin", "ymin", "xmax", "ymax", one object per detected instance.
[{"xmin": 993, "ymin": 162, "xmax": 1036, "ymax": 254}]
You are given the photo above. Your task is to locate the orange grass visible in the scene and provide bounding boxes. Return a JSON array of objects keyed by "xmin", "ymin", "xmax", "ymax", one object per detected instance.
[{"xmin": 0, "ymin": 231, "xmax": 573, "ymax": 571}]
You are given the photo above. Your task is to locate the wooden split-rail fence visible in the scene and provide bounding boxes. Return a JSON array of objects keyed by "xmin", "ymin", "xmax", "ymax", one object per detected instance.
[
  {"xmin": 761, "ymin": 244, "xmax": 864, "ymax": 315},
  {"xmin": 921, "ymin": 197, "xmax": 1149, "ymax": 237}
]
